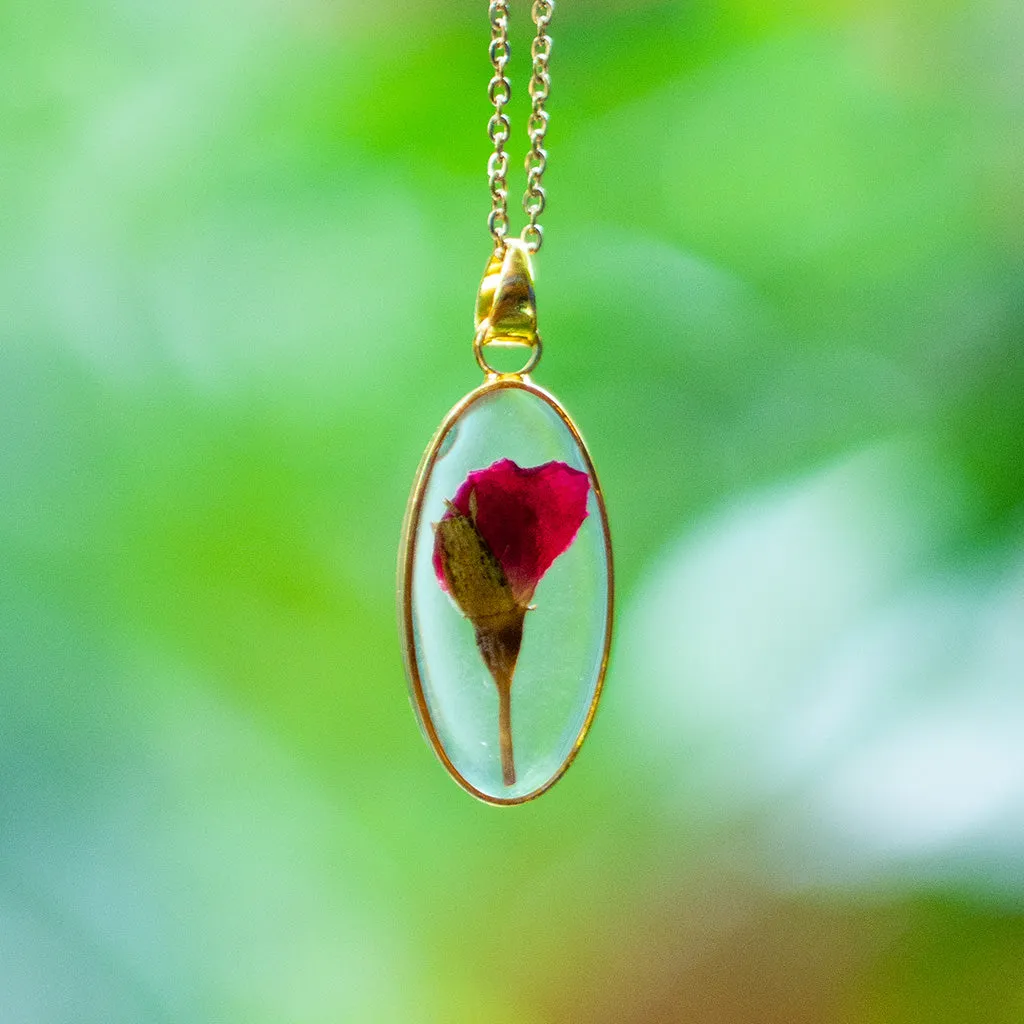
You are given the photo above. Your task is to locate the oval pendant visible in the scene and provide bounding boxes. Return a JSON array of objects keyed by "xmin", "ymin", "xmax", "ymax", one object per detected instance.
[{"xmin": 399, "ymin": 376, "xmax": 613, "ymax": 804}]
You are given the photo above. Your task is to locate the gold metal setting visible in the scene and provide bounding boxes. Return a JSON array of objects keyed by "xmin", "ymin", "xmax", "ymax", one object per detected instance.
[
  {"xmin": 474, "ymin": 238, "xmax": 542, "ymax": 375},
  {"xmin": 398, "ymin": 375, "xmax": 614, "ymax": 806},
  {"xmin": 475, "ymin": 239, "xmax": 538, "ymax": 346}
]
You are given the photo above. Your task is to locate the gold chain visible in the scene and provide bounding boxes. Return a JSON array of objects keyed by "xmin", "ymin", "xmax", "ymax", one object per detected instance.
[{"xmin": 487, "ymin": 1, "xmax": 553, "ymax": 255}]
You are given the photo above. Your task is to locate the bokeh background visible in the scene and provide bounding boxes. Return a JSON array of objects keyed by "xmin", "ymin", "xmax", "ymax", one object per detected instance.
[{"xmin": 3, "ymin": 0, "xmax": 1023, "ymax": 1021}]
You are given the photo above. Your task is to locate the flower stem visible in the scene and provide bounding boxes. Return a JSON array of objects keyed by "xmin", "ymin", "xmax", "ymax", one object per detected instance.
[
  {"xmin": 474, "ymin": 611, "xmax": 525, "ymax": 788},
  {"xmin": 496, "ymin": 679, "xmax": 516, "ymax": 787}
]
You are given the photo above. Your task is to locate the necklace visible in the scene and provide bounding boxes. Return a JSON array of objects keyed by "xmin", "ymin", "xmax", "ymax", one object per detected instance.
[{"xmin": 398, "ymin": 1, "xmax": 613, "ymax": 805}]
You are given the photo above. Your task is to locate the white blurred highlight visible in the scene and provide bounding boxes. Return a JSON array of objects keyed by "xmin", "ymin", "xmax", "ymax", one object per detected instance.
[{"xmin": 621, "ymin": 442, "xmax": 1024, "ymax": 893}]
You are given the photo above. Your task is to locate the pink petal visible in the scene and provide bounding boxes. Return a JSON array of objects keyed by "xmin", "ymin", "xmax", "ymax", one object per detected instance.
[{"xmin": 433, "ymin": 459, "xmax": 590, "ymax": 604}]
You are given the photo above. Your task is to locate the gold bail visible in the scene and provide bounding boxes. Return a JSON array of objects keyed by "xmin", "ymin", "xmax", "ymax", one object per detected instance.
[{"xmin": 475, "ymin": 239, "xmax": 538, "ymax": 348}]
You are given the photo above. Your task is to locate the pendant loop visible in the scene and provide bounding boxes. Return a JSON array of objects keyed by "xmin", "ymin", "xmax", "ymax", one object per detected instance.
[
  {"xmin": 473, "ymin": 324, "xmax": 543, "ymax": 378},
  {"xmin": 474, "ymin": 238, "xmax": 541, "ymax": 376}
]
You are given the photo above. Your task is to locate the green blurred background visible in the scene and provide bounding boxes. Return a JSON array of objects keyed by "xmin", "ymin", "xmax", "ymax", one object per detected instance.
[{"xmin": 3, "ymin": 0, "xmax": 1023, "ymax": 1020}]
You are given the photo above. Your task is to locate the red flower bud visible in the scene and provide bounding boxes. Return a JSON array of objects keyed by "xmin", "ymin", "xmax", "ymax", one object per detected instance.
[{"xmin": 433, "ymin": 458, "xmax": 590, "ymax": 607}]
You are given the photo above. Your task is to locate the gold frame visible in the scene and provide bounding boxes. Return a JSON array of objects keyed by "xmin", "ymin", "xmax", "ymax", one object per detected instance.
[{"xmin": 397, "ymin": 372, "xmax": 614, "ymax": 806}]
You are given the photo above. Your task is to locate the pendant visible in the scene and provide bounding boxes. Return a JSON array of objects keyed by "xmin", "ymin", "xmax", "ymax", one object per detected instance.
[{"xmin": 398, "ymin": 241, "xmax": 613, "ymax": 804}]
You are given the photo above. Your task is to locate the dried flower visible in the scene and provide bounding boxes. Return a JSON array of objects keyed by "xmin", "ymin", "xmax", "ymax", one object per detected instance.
[{"xmin": 433, "ymin": 459, "xmax": 590, "ymax": 785}]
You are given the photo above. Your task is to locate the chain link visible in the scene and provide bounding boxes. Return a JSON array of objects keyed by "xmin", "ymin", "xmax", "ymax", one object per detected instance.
[
  {"xmin": 486, "ymin": 2, "xmax": 512, "ymax": 247},
  {"xmin": 486, "ymin": 1, "xmax": 553, "ymax": 254}
]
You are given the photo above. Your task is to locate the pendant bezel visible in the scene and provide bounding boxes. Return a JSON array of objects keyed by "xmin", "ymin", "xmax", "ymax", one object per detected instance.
[{"xmin": 398, "ymin": 373, "xmax": 614, "ymax": 805}]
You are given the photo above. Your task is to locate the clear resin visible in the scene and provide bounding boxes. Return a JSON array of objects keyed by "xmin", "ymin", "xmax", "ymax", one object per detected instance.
[{"xmin": 401, "ymin": 379, "xmax": 612, "ymax": 803}]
